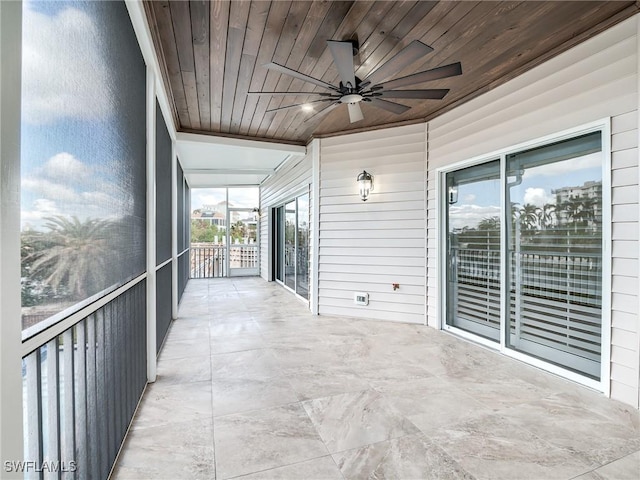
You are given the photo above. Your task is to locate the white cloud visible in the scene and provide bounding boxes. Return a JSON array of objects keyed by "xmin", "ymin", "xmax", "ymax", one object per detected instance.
[
  {"xmin": 196, "ymin": 192, "xmax": 226, "ymax": 208},
  {"xmin": 21, "ymin": 198, "xmax": 61, "ymax": 228},
  {"xmin": 22, "ymin": 3, "xmax": 112, "ymax": 125},
  {"xmin": 463, "ymin": 194, "xmax": 476, "ymax": 202},
  {"xmin": 22, "ymin": 177, "xmax": 80, "ymax": 203},
  {"xmin": 449, "ymin": 204, "xmax": 501, "ymax": 230},
  {"xmin": 191, "ymin": 188, "xmax": 260, "ymax": 211},
  {"xmin": 42, "ymin": 152, "xmax": 91, "ymax": 182},
  {"xmin": 522, "ymin": 152, "xmax": 601, "ymax": 179},
  {"xmin": 22, "ymin": 152, "xmax": 126, "ymax": 229},
  {"xmin": 523, "ymin": 187, "xmax": 555, "ymax": 207}
]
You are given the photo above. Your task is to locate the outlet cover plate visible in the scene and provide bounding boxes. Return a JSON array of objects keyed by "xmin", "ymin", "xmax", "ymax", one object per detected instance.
[{"xmin": 354, "ymin": 292, "xmax": 369, "ymax": 306}]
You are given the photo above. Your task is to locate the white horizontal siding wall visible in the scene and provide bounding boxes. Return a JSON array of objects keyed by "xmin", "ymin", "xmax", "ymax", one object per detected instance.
[
  {"xmin": 259, "ymin": 150, "xmax": 312, "ymax": 283},
  {"xmin": 318, "ymin": 123, "xmax": 426, "ymax": 324},
  {"xmin": 428, "ymin": 16, "xmax": 639, "ymax": 407}
]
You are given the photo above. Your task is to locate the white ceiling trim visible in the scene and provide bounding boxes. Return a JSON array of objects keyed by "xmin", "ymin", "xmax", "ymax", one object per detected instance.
[{"xmin": 176, "ymin": 133, "xmax": 306, "ymax": 188}]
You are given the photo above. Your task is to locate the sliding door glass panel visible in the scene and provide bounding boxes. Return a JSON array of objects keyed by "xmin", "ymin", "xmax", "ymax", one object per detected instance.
[
  {"xmin": 446, "ymin": 160, "xmax": 501, "ymax": 341},
  {"xmin": 228, "ymin": 208, "xmax": 259, "ymax": 276},
  {"xmin": 275, "ymin": 207, "xmax": 284, "ymax": 282},
  {"xmin": 284, "ymin": 201, "xmax": 296, "ymax": 290},
  {"xmin": 296, "ymin": 194, "xmax": 310, "ymax": 299},
  {"xmin": 506, "ymin": 132, "xmax": 602, "ymax": 379}
]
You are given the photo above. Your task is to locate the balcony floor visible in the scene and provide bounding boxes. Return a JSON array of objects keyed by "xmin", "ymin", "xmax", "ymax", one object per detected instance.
[{"xmin": 113, "ymin": 278, "xmax": 640, "ymax": 480}]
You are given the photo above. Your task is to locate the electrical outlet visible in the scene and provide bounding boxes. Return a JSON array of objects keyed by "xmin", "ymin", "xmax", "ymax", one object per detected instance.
[{"xmin": 354, "ymin": 292, "xmax": 369, "ymax": 306}]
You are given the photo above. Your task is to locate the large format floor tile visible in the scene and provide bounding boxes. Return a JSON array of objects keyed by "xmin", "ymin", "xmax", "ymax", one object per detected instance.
[
  {"xmin": 333, "ymin": 433, "xmax": 473, "ymax": 480},
  {"xmin": 213, "ymin": 403, "xmax": 329, "ymax": 479},
  {"xmin": 234, "ymin": 456, "xmax": 343, "ymax": 480},
  {"xmin": 113, "ymin": 418, "xmax": 215, "ymax": 480},
  {"xmin": 432, "ymin": 414, "xmax": 594, "ymax": 480},
  {"xmin": 211, "ymin": 375, "xmax": 299, "ymax": 417},
  {"xmin": 113, "ymin": 278, "xmax": 640, "ymax": 480},
  {"xmin": 302, "ymin": 389, "xmax": 419, "ymax": 453},
  {"xmin": 131, "ymin": 381, "xmax": 212, "ymax": 430}
]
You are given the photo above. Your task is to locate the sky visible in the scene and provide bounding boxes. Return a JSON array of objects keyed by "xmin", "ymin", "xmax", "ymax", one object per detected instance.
[
  {"xmin": 449, "ymin": 151, "xmax": 602, "ymax": 230},
  {"xmin": 191, "ymin": 188, "xmax": 260, "ymax": 212},
  {"xmin": 21, "ymin": 0, "xmax": 125, "ymax": 231}
]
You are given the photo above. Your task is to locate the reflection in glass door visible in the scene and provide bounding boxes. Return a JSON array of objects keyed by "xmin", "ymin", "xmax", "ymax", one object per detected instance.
[
  {"xmin": 506, "ymin": 132, "xmax": 603, "ymax": 379},
  {"xmin": 296, "ymin": 194, "xmax": 310, "ymax": 298},
  {"xmin": 443, "ymin": 130, "xmax": 604, "ymax": 381},
  {"xmin": 274, "ymin": 206, "xmax": 284, "ymax": 282},
  {"xmin": 274, "ymin": 192, "xmax": 310, "ymax": 301},
  {"xmin": 284, "ymin": 201, "xmax": 296, "ymax": 290},
  {"xmin": 446, "ymin": 161, "xmax": 501, "ymax": 341}
]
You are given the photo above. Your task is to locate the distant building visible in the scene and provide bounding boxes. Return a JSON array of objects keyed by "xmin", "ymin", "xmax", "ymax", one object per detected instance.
[
  {"xmin": 553, "ymin": 180, "xmax": 602, "ymax": 228},
  {"xmin": 192, "ymin": 201, "xmax": 230, "ymax": 228}
]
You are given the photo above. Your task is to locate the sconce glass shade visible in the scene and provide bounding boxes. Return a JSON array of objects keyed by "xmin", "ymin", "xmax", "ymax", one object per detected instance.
[{"xmin": 357, "ymin": 170, "xmax": 373, "ymax": 201}]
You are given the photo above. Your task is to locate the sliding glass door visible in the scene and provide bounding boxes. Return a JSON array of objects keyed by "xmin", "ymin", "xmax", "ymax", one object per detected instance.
[
  {"xmin": 274, "ymin": 191, "xmax": 310, "ymax": 300},
  {"xmin": 446, "ymin": 161, "xmax": 501, "ymax": 341},
  {"xmin": 444, "ymin": 129, "xmax": 604, "ymax": 380},
  {"xmin": 506, "ymin": 132, "xmax": 603, "ymax": 379},
  {"xmin": 284, "ymin": 200, "xmax": 296, "ymax": 290},
  {"xmin": 296, "ymin": 194, "xmax": 310, "ymax": 299}
]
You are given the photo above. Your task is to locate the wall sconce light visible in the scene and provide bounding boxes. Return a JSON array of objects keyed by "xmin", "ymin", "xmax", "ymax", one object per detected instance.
[
  {"xmin": 252, "ymin": 207, "xmax": 261, "ymax": 221},
  {"xmin": 357, "ymin": 170, "xmax": 373, "ymax": 201},
  {"xmin": 447, "ymin": 185, "xmax": 458, "ymax": 204}
]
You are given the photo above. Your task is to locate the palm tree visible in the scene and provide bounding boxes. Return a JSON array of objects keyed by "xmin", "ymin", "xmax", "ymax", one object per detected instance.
[
  {"xmin": 478, "ymin": 216, "xmax": 500, "ymax": 231},
  {"xmin": 519, "ymin": 203, "xmax": 540, "ymax": 231},
  {"xmin": 24, "ymin": 216, "xmax": 112, "ymax": 299},
  {"xmin": 559, "ymin": 197, "xmax": 587, "ymax": 233},
  {"xmin": 539, "ymin": 203, "xmax": 556, "ymax": 229}
]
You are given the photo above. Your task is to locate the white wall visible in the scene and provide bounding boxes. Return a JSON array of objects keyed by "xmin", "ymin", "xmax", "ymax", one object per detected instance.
[
  {"xmin": 318, "ymin": 124, "xmax": 427, "ymax": 324},
  {"xmin": 427, "ymin": 16, "xmax": 639, "ymax": 407},
  {"xmin": 259, "ymin": 150, "xmax": 313, "ymax": 284}
]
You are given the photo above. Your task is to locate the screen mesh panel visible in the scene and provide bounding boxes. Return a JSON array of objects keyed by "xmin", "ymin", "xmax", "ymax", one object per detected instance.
[
  {"xmin": 20, "ymin": 0, "xmax": 146, "ymax": 334},
  {"xmin": 156, "ymin": 101, "xmax": 172, "ymax": 265}
]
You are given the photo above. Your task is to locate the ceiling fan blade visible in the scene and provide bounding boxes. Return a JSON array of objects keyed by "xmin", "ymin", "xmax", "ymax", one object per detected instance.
[
  {"xmin": 327, "ymin": 40, "xmax": 356, "ymax": 88},
  {"xmin": 364, "ymin": 40, "xmax": 434, "ymax": 86},
  {"xmin": 378, "ymin": 89, "xmax": 449, "ymax": 100},
  {"xmin": 247, "ymin": 91, "xmax": 333, "ymax": 97},
  {"xmin": 266, "ymin": 98, "xmax": 333, "ymax": 113},
  {"xmin": 304, "ymin": 102, "xmax": 341, "ymax": 123},
  {"xmin": 368, "ymin": 98, "xmax": 411, "ymax": 115},
  {"xmin": 347, "ymin": 103, "xmax": 364, "ymax": 123},
  {"xmin": 378, "ymin": 62, "xmax": 462, "ymax": 90},
  {"xmin": 264, "ymin": 62, "xmax": 337, "ymax": 91}
]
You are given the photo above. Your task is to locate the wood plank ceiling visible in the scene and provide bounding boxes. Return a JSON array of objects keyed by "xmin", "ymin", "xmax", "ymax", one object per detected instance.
[{"xmin": 145, "ymin": 1, "xmax": 639, "ymax": 145}]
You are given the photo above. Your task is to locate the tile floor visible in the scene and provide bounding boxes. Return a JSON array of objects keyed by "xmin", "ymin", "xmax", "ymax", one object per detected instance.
[{"xmin": 112, "ymin": 278, "xmax": 640, "ymax": 480}]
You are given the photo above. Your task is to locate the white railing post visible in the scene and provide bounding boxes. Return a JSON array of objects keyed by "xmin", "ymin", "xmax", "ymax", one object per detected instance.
[
  {"xmin": 0, "ymin": 0, "xmax": 25, "ymax": 476},
  {"xmin": 146, "ymin": 66, "xmax": 157, "ymax": 382}
]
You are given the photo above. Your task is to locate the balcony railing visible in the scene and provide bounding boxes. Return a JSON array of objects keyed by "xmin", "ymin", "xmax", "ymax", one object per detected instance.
[
  {"xmin": 190, "ymin": 244, "xmax": 226, "ymax": 278},
  {"xmin": 22, "ymin": 279, "xmax": 147, "ymax": 480},
  {"xmin": 190, "ymin": 244, "xmax": 258, "ymax": 278},
  {"xmin": 451, "ymin": 246, "xmax": 602, "ymax": 375}
]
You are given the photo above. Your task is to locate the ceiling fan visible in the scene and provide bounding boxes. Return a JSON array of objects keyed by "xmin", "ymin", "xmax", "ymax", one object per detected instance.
[{"xmin": 248, "ymin": 39, "xmax": 462, "ymax": 123}]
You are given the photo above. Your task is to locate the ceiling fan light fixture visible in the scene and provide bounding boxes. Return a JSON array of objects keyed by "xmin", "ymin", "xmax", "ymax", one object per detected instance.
[{"xmin": 341, "ymin": 93, "xmax": 363, "ymax": 104}]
